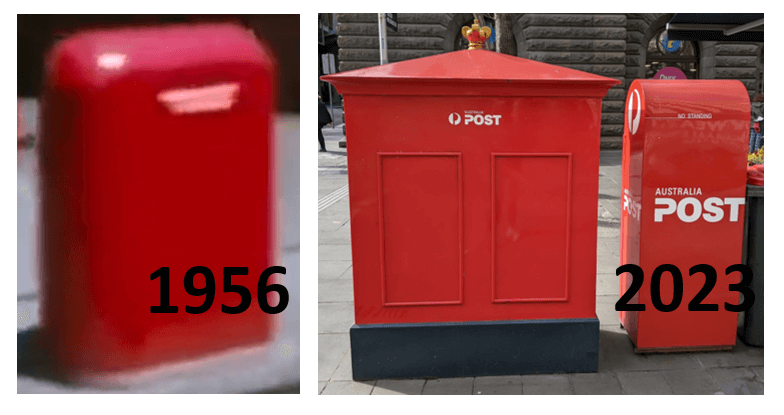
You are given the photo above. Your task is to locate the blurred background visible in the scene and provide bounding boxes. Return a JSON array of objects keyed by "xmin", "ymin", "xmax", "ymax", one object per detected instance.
[
  {"xmin": 18, "ymin": 14, "xmax": 300, "ymax": 112},
  {"xmin": 17, "ymin": 14, "xmax": 300, "ymax": 393}
]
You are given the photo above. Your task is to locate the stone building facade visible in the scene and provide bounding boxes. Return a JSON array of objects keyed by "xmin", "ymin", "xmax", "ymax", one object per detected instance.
[{"xmin": 328, "ymin": 13, "xmax": 763, "ymax": 148}]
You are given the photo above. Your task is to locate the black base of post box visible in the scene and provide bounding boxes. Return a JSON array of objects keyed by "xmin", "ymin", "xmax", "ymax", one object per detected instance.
[{"xmin": 350, "ymin": 318, "xmax": 599, "ymax": 380}]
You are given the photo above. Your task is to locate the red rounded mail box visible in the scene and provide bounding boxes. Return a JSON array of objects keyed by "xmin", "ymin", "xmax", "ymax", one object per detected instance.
[
  {"xmin": 619, "ymin": 79, "xmax": 750, "ymax": 352},
  {"xmin": 323, "ymin": 48, "xmax": 619, "ymax": 380},
  {"xmin": 39, "ymin": 24, "xmax": 278, "ymax": 379}
]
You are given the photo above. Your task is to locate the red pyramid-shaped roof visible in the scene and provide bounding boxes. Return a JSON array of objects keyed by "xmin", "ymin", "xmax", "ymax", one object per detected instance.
[{"xmin": 322, "ymin": 49, "xmax": 620, "ymax": 97}]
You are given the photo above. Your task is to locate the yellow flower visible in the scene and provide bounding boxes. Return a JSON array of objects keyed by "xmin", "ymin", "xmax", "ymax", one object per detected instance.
[{"xmin": 748, "ymin": 146, "xmax": 764, "ymax": 166}]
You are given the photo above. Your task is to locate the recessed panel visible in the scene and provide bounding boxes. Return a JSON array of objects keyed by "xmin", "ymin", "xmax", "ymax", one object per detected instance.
[
  {"xmin": 492, "ymin": 154, "xmax": 571, "ymax": 302},
  {"xmin": 378, "ymin": 153, "xmax": 462, "ymax": 306}
]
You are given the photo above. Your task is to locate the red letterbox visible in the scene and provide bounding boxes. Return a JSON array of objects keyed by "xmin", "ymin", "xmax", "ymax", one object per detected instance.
[
  {"xmin": 40, "ymin": 24, "xmax": 278, "ymax": 380},
  {"xmin": 619, "ymin": 79, "xmax": 750, "ymax": 351},
  {"xmin": 323, "ymin": 40, "xmax": 619, "ymax": 379}
]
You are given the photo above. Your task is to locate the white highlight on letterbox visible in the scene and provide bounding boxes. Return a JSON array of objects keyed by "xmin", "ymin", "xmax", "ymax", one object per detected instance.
[
  {"xmin": 97, "ymin": 53, "xmax": 127, "ymax": 70},
  {"xmin": 654, "ymin": 197, "xmax": 745, "ymax": 223},
  {"xmin": 157, "ymin": 83, "xmax": 240, "ymax": 115}
]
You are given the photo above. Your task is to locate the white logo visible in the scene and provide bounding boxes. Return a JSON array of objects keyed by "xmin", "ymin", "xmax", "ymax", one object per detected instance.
[
  {"xmin": 627, "ymin": 89, "xmax": 641, "ymax": 135},
  {"xmin": 449, "ymin": 111, "xmax": 501, "ymax": 126},
  {"xmin": 654, "ymin": 197, "xmax": 745, "ymax": 223},
  {"xmin": 622, "ymin": 188, "xmax": 641, "ymax": 221}
]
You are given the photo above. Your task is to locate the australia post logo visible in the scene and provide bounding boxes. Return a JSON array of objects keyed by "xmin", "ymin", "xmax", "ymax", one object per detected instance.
[
  {"xmin": 449, "ymin": 110, "xmax": 501, "ymax": 126},
  {"xmin": 622, "ymin": 188, "xmax": 641, "ymax": 221},
  {"xmin": 624, "ymin": 187, "xmax": 745, "ymax": 223},
  {"xmin": 627, "ymin": 89, "xmax": 641, "ymax": 135},
  {"xmin": 654, "ymin": 188, "xmax": 745, "ymax": 223}
]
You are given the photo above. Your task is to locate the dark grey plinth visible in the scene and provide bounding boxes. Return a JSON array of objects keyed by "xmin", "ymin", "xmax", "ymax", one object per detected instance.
[{"xmin": 350, "ymin": 318, "xmax": 599, "ymax": 380}]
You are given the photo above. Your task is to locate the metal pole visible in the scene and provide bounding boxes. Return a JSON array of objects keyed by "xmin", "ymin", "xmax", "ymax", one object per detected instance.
[
  {"xmin": 322, "ymin": 54, "xmax": 336, "ymax": 129},
  {"xmin": 329, "ymin": 84, "xmax": 335, "ymax": 129},
  {"xmin": 378, "ymin": 13, "xmax": 388, "ymax": 65}
]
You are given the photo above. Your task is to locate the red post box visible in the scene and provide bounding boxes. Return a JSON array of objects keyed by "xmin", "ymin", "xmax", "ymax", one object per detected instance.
[
  {"xmin": 322, "ymin": 27, "xmax": 619, "ymax": 379},
  {"xmin": 619, "ymin": 79, "xmax": 750, "ymax": 352},
  {"xmin": 39, "ymin": 24, "xmax": 278, "ymax": 380}
]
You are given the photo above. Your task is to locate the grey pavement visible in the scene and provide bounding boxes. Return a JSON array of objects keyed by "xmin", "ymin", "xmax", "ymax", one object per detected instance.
[
  {"xmin": 17, "ymin": 102, "xmax": 300, "ymax": 393},
  {"xmin": 317, "ymin": 132, "xmax": 763, "ymax": 395}
]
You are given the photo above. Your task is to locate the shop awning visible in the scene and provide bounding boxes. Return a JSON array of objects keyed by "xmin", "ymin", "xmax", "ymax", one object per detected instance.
[{"xmin": 666, "ymin": 13, "xmax": 763, "ymax": 42}]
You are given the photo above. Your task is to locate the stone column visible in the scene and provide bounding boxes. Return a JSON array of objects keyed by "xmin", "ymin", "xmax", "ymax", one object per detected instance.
[
  {"xmin": 336, "ymin": 13, "xmax": 450, "ymax": 72},
  {"xmin": 624, "ymin": 14, "xmax": 650, "ymax": 89},
  {"xmin": 518, "ymin": 14, "xmax": 627, "ymax": 148},
  {"xmin": 711, "ymin": 42, "xmax": 763, "ymax": 99}
]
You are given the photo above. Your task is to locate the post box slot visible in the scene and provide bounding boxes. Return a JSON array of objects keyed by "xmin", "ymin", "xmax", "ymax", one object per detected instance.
[{"xmin": 378, "ymin": 153, "xmax": 463, "ymax": 306}]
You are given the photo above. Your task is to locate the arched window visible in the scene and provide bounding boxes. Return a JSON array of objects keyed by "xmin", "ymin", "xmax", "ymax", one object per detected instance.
[{"xmin": 645, "ymin": 27, "xmax": 699, "ymax": 79}]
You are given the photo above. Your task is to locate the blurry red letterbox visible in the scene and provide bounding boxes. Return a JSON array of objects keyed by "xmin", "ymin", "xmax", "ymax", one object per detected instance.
[
  {"xmin": 619, "ymin": 79, "xmax": 749, "ymax": 351},
  {"xmin": 323, "ymin": 49, "xmax": 619, "ymax": 379},
  {"xmin": 40, "ymin": 24, "xmax": 277, "ymax": 379}
]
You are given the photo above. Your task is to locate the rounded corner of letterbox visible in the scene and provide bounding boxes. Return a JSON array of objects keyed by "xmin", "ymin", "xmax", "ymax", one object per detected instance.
[
  {"xmin": 230, "ymin": 25, "xmax": 278, "ymax": 76},
  {"xmin": 43, "ymin": 35, "xmax": 98, "ymax": 93},
  {"xmin": 731, "ymin": 80, "xmax": 752, "ymax": 101}
]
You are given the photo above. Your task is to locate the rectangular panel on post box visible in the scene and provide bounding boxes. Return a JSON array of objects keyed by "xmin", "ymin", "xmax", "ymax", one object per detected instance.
[
  {"xmin": 379, "ymin": 153, "xmax": 462, "ymax": 306},
  {"xmin": 492, "ymin": 153, "xmax": 571, "ymax": 303}
]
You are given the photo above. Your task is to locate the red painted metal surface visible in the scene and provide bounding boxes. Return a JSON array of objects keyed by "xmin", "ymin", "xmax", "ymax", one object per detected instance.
[
  {"xmin": 747, "ymin": 165, "xmax": 764, "ymax": 186},
  {"xmin": 619, "ymin": 79, "xmax": 749, "ymax": 350},
  {"xmin": 39, "ymin": 24, "xmax": 277, "ymax": 377},
  {"xmin": 323, "ymin": 49, "xmax": 619, "ymax": 325}
]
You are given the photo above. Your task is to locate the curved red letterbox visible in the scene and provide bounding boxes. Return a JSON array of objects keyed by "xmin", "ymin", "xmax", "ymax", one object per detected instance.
[
  {"xmin": 323, "ymin": 48, "xmax": 619, "ymax": 379},
  {"xmin": 619, "ymin": 79, "xmax": 750, "ymax": 352},
  {"xmin": 39, "ymin": 24, "xmax": 277, "ymax": 380}
]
